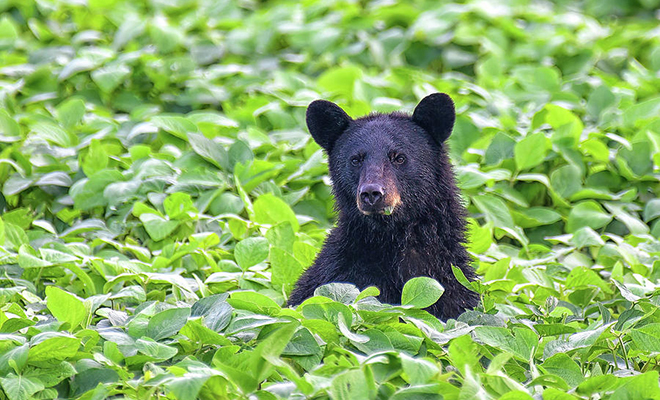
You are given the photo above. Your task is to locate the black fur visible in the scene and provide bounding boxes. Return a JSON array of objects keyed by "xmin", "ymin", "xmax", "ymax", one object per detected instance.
[{"xmin": 289, "ymin": 93, "xmax": 479, "ymax": 320}]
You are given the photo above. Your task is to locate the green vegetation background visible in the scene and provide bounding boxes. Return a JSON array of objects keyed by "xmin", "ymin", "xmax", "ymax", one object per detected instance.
[{"xmin": 1, "ymin": 0, "xmax": 660, "ymax": 399}]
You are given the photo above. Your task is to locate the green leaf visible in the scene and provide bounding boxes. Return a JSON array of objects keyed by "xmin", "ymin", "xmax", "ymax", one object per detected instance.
[
  {"xmin": 91, "ymin": 64, "xmax": 131, "ymax": 92},
  {"xmin": 228, "ymin": 291, "xmax": 281, "ymax": 316},
  {"xmin": 314, "ymin": 283, "xmax": 360, "ymax": 304},
  {"xmin": 513, "ymin": 65, "xmax": 561, "ymax": 92},
  {"xmin": 163, "ymin": 192, "xmax": 197, "ymax": 219},
  {"xmin": 31, "ymin": 121, "xmax": 77, "ymax": 147},
  {"xmin": 135, "ymin": 338, "xmax": 178, "ymax": 360},
  {"xmin": 474, "ymin": 327, "xmax": 538, "ymax": 362},
  {"xmin": 45, "ymin": 286, "xmax": 87, "ymax": 330},
  {"xmin": 515, "ymin": 132, "xmax": 549, "ymax": 170},
  {"xmin": 164, "ymin": 374, "xmax": 210, "ymax": 400},
  {"xmin": 472, "ymin": 195, "xmax": 514, "ymax": 229},
  {"xmin": 541, "ymin": 353, "xmax": 584, "ymax": 388},
  {"xmin": 151, "ymin": 115, "xmax": 199, "ymax": 139},
  {"xmin": 0, "ymin": 110, "xmax": 21, "ymax": 141},
  {"xmin": 587, "ymin": 85, "xmax": 616, "ymax": 118},
  {"xmin": 643, "ymin": 199, "xmax": 660, "ymax": 222},
  {"xmin": 566, "ymin": 201, "xmax": 612, "ymax": 233},
  {"xmin": 28, "ymin": 334, "xmax": 80, "ymax": 362},
  {"xmin": 629, "ymin": 323, "xmax": 660, "ymax": 352},
  {"xmin": 145, "ymin": 308, "xmax": 191, "ymax": 341},
  {"xmin": 191, "ymin": 294, "xmax": 232, "ymax": 332},
  {"xmin": 188, "ymin": 132, "xmax": 229, "ymax": 170},
  {"xmin": 623, "ymin": 96, "xmax": 660, "ymax": 127},
  {"xmin": 234, "ymin": 237, "xmax": 269, "ymax": 270},
  {"xmin": 253, "ymin": 194, "xmax": 299, "ymax": 232},
  {"xmin": 485, "ymin": 132, "xmax": 516, "ymax": 166},
  {"xmin": 0, "ymin": 344, "xmax": 28, "ymax": 375},
  {"xmin": 0, "ymin": 374, "xmax": 44, "ymax": 400},
  {"xmin": 611, "ymin": 371, "xmax": 660, "ymax": 400},
  {"xmin": 55, "ymin": 98, "xmax": 85, "ymax": 129},
  {"xmin": 550, "ymin": 165, "xmax": 582, "ymax": 199},
  {"xmin": 270, "ymin": 247, "xmax": 304, "ymax": 294},
  {"xmin": 82, "ymin": 139, "xmax": 109, "ymax": 177},
  {"xmin": 400, "ymin": 354, "xmax": 440, "ymax": 384},
  {"xmin": 401, "ymin": 277, "xmax": 444, "ymax": 309},
  {"xmin": 18, "ymin": 245, "xmax": 52, "ymax": 269},
  {"xmin": 250, "ymin": 322, "xmax": 298, "ymax": 379},
  {"xmin": 317, "ymin": 66, "xmax": 362, "ymax": 97},
  {"xmin": 139, "ymin": 213, "xmax": 179, "ymax": 241},
  {"xmin": 329, "ymin": 369, "xmax": 373, "ymax": 400}
]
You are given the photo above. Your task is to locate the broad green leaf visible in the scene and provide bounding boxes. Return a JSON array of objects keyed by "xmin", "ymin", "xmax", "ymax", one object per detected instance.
[
  {"xmin": 0, "ymin": 374, "xmax": 44, "ymax": 400},
  {"xmin": 228, "ymin": 291, "xmax": 281, "ymax": 316},
  {"xmin": 474, "ymin": 327, "xmax": 538, "ymax": 362},
  {"xmin": 82, "ymin": 139, "xmax": 109, "ymax": 177},
  {"xmin": 253, "ymin": 194, "xmax": 299, "ymax": 232},
  {"xmin": 611, "ymin": 371, "xmax": 660, "ymax": 400},
  {"xmin": 163, "ymin": 192, "xmax": 197, "ymax": 219},
  {"xmin": 566, "ymin": 201, "xmax": 612, "ymax": 233},
  {"xmin": 472, "ymin": 195, "xmax": 514, "ymax": 229},
  {"xmin": 92, "ymin": 64, "xmax": 131, "ymax": 92},
  {"xmin": 515, "ymin": 132, "xmax": 549, "ymax": 170},
  {"xmin": 139, "ymin": 213, "xmax": 179, "ymax": 241},
  {"xmin": 401, "ymin": 277, "xmax": 444, "ymax": 309},
  {"xmin": 188, "ymin": 132, "xmax": 229, "ymax": 170},
  {"xmin": 151, "ymin": 115, "xmax": 198, "ymax": 139},
  {"xmin": 513, "ymin": 65, "xmax": 561, "ymax": 92},
  {"xmin": 191, "ymin": 294, "xmax": 232, "ymax": 332},
  {"xmin": 317, "ymin": 66, "xmax": 362, "ymax": 97},
  {"xmin": 484, "ymin": 132, "xmax": 515, "ymax": 166},
  {"xmin": 587, "ymin": 85, "xmax": 616, "ymax": 118},
  {"xmin": 270, "ymin": 247, "xmax": 304, "ymax": 294},
  {"xmin": 145, "ymin": 308, "xmax": 191, "ymax": 341},
  {"xmin": 623, "ymin": 96, "xmax": 660, "ymax": 127},
  {"xmin": 629, "ymin": 323, "xmax": 660, "ymax": 352},
  {"xmin": 314, "ymin": 283, "xmax": 360, "ymax": 304},
  {"xmin": 644, "ymin": 199, "xmax": 660, "ymax": 222},
  {"xmin": 0, "ymin": 344, "xmax": 28, "ymax": 375},
  {"xmin": 400, "ymin": 354, "xmax": 440, "ymax": 384},
  {"xmin": 0, "ymin": 110, "xmax": 21, "ymax": 141},
  {"xmin": 28, "ymin": 334, "xmax": 80, "ymax": 362},
  {"xmin": 234, "ymin": 237, "xmax": 269, "ymax": 270},
  {"xmin": 31, "ymin": 121, "xmax": 76, "ymax": 147},
  {"xmin": 45, "ymin": 286, "xmax": 87, "ymax": 330},
  {"xmin": 55, "ymin": 98, "xmax": 85, "ymax": 129},
  {"xmin": 541, "ymin": 353, "xmax": 584, "ymax": 388},
  {"xmin": 550, "ymin": 165, "xmax": 582, "ymax": 199},
  {"xmin": 164, "ymin": 374, "xmax": 210, "ymax": 400},
  {"xmin": 135, "ymin": 338, "xmax": 178, "ymax": 360},
  {"xmin": 329, "ymin": 368, "xmax": 373, "ymax": 400}
]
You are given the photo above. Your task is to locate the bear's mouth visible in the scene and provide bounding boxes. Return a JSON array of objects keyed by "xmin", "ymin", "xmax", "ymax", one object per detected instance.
[{"xmin": 358, "ymin": 204, "xmax": 397, "ymax": 216}]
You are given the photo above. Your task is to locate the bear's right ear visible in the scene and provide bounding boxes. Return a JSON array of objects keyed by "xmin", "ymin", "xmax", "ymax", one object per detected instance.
[
  {"xmin": 306, "ymin": 100, "xmax": 352, "ymax": 152},
  {"xmin": 412, "ymin": 93, "xmax": 456, "ymax": 145}
]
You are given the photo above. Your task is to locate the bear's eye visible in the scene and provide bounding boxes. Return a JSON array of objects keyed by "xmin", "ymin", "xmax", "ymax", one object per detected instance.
[
  {"xmin": 350, "ymin": 156, "xmax": 362, "ymax": 166},
  {"xmin": 393, "ymin": 154, "xmax": 406, "ymax": 165}
]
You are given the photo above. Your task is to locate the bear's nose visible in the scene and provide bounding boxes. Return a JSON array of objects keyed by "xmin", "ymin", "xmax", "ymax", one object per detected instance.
[{"xmin": 359, "ymin": 184, "xmax": 384, "ymax": 206}]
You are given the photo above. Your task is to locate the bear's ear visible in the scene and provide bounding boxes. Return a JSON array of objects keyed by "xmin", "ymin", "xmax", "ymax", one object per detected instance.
[
  {"xmin": 412, "ymin": 93, "xmax": 456, "ymax": 145},
  {"xmin": 306, "ymin": 100, "xmax": 352, "ymax": 152}
]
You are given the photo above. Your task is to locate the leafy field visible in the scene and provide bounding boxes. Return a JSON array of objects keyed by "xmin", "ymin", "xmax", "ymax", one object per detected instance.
[{"xmin": 1, "ymin": 0, "xmax": 660, "ymax": 399}]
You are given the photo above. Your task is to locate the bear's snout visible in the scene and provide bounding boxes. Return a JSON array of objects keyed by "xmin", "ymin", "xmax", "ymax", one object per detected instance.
[
  {"xmin": 359, "ymin": 183, "xmax": 384, "ymax": 208},
  {"xmin": 357, "ymin": 182, "xmax": 400, "ymax": 216}
]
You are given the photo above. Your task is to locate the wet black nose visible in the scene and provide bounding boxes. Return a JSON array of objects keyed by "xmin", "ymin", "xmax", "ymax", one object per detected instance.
[{"xmin": 359, "ymin": 184, "xmax": 384, "ymax": 207}]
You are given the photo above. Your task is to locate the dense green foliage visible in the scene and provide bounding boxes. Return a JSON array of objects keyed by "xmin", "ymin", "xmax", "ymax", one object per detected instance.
[{"xmin": 1, "ymin": 0, "xmax": 660, "ymax": 399}]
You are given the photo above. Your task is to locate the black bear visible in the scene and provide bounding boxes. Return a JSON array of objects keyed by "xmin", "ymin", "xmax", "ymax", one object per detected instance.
[{"xmin": 288, "ymin": 93, "xmax": 479, "ymax": 320}]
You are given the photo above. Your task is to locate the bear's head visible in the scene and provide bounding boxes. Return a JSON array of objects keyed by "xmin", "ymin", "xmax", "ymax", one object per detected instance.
[{"xmin": 306, "ymin": 93, "xmax": 457, "ymax": 223}]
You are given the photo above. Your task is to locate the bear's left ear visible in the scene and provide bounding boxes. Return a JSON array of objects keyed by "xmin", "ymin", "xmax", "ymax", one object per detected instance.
[
  {"xmin": 306, "ymin": 100, "xmax": 353, "ymax": 153},
  {"xmin": 412, "ymin": 93, "xmax": 456, "ymax": 145}
]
